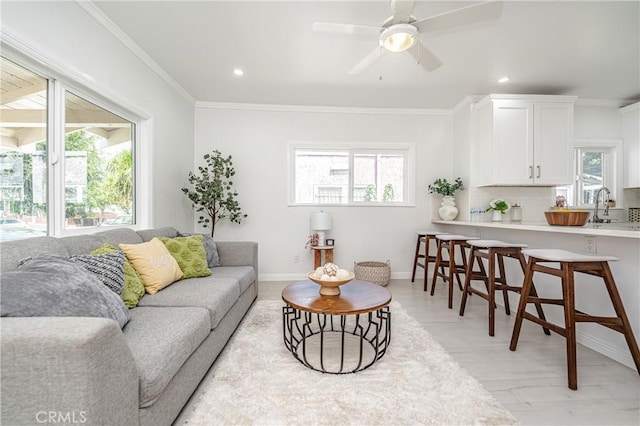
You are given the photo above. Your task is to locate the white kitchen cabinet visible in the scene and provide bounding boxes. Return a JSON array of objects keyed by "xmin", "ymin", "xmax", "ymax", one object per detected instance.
[
  {"xmin": 473, "ymin": 94, "xmax": 576, "ymax": 186},
  {"xmin": 620, "ymin": 102, "xmax": 640, "ymax": 188}
]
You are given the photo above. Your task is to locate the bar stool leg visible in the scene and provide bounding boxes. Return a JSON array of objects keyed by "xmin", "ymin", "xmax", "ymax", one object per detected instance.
[
  {"xmin": 459, "ymin": 247, "xmax": 476, "ymax": 315},
  {"xmin": 430, "ymin": 240, "xmax": 444, "ymax": 296},
  {"xmin": 509, "ymin": 257, "xmax": 536, "ymax": 351},
  {"xmin": 601, "ymin": 263, "xmax": 640, "ymax": 374},
  {"xmin": 516, "ymin": 253, "xmax": 551, "ymax": 336},
  {"xmin": 560, "ymin": 262, "xmax": 578, "ymax": 390},
  {"xmin": 423, "ymin": 236, "xmax": 431, "ymax": 292},
  {"xmin": 497, "ymin": 254, "xmax": 511, "ymax": 315},
  {"xmin": 411, "ymin": 235, "xmax": 423, "ymax": 282},
  {"xmin": 488, "ymin": 248, "xmax": 497, "ymax": 336}
]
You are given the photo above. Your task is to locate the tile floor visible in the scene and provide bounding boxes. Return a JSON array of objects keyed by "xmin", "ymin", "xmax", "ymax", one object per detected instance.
[{"xmin": 257, "ymin": 278, "xmax": 640, "ymax": 425}]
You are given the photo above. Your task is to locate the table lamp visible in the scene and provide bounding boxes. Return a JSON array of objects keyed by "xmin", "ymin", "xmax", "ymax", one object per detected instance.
[{"xmin": 310, "ymin": 211, "xmax": 331, "ymax": 247}]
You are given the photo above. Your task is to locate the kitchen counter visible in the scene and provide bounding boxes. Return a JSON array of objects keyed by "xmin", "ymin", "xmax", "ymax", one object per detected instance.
[{"xmin": 432, "ymin": 220, "xmax": 640, "ymax": 239}]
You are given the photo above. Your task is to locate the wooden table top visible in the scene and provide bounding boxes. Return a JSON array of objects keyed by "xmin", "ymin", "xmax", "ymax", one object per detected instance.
[{"xmin": 282, "ymin": 280, "xmax": 392, "ymax": 315}]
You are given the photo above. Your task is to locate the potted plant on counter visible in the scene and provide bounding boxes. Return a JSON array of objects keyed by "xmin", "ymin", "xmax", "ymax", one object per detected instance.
[
  {"xmin": 486, "ymin": 199, "xmax": 510, "ymax": 222},
  {"xmin": 428, "ymin": 177, "xmax": 465, "ymax": 221}
]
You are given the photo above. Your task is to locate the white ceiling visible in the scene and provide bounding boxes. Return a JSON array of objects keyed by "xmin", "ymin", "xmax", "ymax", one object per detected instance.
[{"xmin": 93, "ymin": 0, "xmax": 640, "ymax": 109}]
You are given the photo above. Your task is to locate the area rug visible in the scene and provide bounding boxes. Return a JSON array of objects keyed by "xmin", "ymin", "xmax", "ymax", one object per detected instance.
[{"xmin": 180, "ymin": 300, "xmax": 517, "ymax": 425}]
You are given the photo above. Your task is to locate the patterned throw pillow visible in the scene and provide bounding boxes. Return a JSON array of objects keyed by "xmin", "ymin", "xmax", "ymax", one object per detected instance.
[
  {"xmin": 119, "ymin": 238, "xmax": 184, "ymax": 295},
  {"xmin": 91, "ymin": 243, "xmax": 146, "ymax": 308},
  {"xmin": 70, "ymin": 252, "xmax": 125, "ymax": 295},
  {"xmin": 159, "ymin": 235, "xmax": 212, "ymax": 279}
]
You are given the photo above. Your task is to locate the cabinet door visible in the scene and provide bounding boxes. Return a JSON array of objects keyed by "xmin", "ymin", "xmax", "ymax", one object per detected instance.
[
  {"xmin": 533, "ymin": 102, "xmax": 574, "ymax": 185},
  {"xmin": 622, "ymin": 104, "xmax": 640, "ymax": 188},
  {"xmin": 491, "ymin": 100, "xmax": 534, "ymax": 185}
]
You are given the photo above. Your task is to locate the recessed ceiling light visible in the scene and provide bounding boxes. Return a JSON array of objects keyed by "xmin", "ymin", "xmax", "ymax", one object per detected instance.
[
  {"xmin": 233, "ymin": 68, "xmax": 244, "ymax": 76},
  {"xmin": 498, "ymin": 76, "xmax": 510, "ymax": 83}
]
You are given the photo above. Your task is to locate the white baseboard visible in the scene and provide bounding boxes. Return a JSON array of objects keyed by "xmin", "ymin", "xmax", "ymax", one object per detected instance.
[{"xmin": 259, "ymin": 271, "xmax": 411, "ymax": 282}]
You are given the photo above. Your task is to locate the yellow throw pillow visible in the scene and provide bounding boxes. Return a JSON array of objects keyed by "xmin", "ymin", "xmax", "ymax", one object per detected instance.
[{"xmin": 119, "ymin": 238, "xmax": 184, "ymax": 295}]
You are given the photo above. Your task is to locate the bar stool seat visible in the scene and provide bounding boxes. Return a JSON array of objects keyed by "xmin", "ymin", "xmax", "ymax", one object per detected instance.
[
  {"xmin": 431, "ymin": 235, "xmax": 479, "ymax": 309},
  {"xmin": 509, "ymin": 248, "xmax": 640, "ymax": 390},
  {"xmin": 412, "ymin": 231, "xmax": 447, "ymax": 291},
  {"xmin": 459, "ymin": 240, "xmax": 550, "ymax": 337}
]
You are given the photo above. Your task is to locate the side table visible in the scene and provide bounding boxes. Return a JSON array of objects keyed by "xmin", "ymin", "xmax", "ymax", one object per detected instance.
[{"xmin": 311, "ymin": 245, "xmax": 334, "ymax": 269}]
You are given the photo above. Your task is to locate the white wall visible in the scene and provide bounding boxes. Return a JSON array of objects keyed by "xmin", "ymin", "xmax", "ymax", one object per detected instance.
[
  {"xmin": 1, "ymin": 1, "xmax": 195, "ymax": 230},
  {"xmin": 194, "ymin": 104, "xmax": 453, "ymax": 280}
]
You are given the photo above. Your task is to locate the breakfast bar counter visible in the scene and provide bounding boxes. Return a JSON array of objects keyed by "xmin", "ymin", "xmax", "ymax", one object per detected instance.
[{"xmin": 432, "ymin": 220, "xmax": 640, "ymax": 239}]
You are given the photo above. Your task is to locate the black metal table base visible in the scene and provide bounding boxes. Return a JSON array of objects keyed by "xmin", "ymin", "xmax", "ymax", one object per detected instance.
[{"xmin": 282, "ymin": 305, "xmax": 391, "ymax": 374}]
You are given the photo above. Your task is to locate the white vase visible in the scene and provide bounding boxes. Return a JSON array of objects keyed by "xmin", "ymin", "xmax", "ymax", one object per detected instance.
[
  {"xmin": 438, "ymin": 196, "xmax": 459, "ymax": 221},
  {"xmin": 492, "ymin": 210, "xmax": 503, "ymax": 222}
]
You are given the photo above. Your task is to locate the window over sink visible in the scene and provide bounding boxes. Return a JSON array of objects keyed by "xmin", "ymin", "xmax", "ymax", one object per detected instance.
[{"xmin": 555, "ymin": 139, "xmax": 622, "ymax": 208}]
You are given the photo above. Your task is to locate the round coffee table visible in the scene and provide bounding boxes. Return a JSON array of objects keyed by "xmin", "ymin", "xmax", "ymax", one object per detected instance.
[{"xmin": 282, "ymin": 279, "xmax": 392, "ymax": 374}]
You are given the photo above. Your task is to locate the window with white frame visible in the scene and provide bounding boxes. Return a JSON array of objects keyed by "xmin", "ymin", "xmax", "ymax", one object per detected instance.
[
  {"xmin": 0, "ymin": 56, "xmax": 138, "ymax": 240},
  {"xmin": 289, "ymin": 143, "xmax": 415, "ymax": 206},
  {"xmin": 555, "ymin": 140, "xmax": 621, "ymax": 208}
]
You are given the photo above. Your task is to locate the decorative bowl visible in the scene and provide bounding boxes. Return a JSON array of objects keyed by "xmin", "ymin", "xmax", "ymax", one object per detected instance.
[
  {"xmin": 306, "ymin": 271, "xmax": 355, "ymax": 296},
  {"xmin": 544, "ymin": 210, "xmax": 590, "ymax": 226}
]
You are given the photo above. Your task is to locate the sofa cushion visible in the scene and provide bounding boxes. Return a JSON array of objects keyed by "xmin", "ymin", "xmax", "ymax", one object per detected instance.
[
  {"xmin": 91, "ymin": 243, "xmax": 146, "ymax": 308},
  {"xmin": 59, "ymin": 234, "xmax": 109, "ymax": 256},
  {"xmin": 69, "ymin": 251, "xmax": 126, "ymax": 295},
  {"xmin": 123, "ymin": 307, "xmax": 210, "ymax": 407},
  {"xmin": 0, "ymin": 254, "xmax": 130, "ymax": 328},
  {"xmin": 159, "ymin": 235, "xmax": 211, "ymax": 279},
  {"xmin": 136, "ymin": 276, "xmax": 240, "ymax": 329},
  {"xmin": 0, "ymin": 236, "xmax": 69, "ymax": 272},
  {"xmin": 119, "ymin": 238, "xmax": 184, "ymax": 295},
  {"xmin": 212, "ymin": 266, "xmax": 256, "ymax": 294},
  {"xmin": 137, "ymin": 227, "xmax": 179, "ymax": 242},
  {"xmin": 94, "ymin": 228, "xmax": 144, "ymax": 246}
]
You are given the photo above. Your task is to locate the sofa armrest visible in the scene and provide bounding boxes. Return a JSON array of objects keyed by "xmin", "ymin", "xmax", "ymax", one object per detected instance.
[
  {"xmin": 1, "ymin": 317, "xmax": 139, "ymax": 426},
  {"xmin": 216, "ymin": 241, "xmax": 258, "ymax": 273}
]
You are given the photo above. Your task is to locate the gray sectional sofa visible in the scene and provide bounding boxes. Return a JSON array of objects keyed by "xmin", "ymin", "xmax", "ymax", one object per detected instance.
[{"xmin": 0, "ymin": 226, "xmax": 258, "ymax": 426}]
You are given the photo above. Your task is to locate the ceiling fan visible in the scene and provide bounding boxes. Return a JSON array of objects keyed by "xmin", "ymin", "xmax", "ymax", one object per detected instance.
[{"xmin": 313, "ymin": 0, "xmax": 503, "ymax": 75}]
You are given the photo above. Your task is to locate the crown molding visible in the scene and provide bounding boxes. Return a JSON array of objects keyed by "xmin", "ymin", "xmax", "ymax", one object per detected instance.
[
  {"xmin": 76, "ymin": 0, "xmax": 195, "ymax": 105},
  {"xmin": 575, "ymin": 98, "xmax": 638, "ymax": 108},
  {"xmin": 195, "ymin": 101, "xmax": 451, "ymax": 116}
]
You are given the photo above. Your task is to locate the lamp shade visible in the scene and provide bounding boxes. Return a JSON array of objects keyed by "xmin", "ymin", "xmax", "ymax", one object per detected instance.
[{"xmin": 310, "ymin": 211, "xmax": 331, "ymax": 231}]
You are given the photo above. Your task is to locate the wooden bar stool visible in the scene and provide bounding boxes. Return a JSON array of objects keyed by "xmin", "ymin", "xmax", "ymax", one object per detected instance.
[
  {"xmin": 509, "ymin": 249, "xmax": 640, "ymax": 390},
  {"xmin": 431, "ymin": 235, "xmax": 479, "ymax": 309},
  {"xmin": 411, "ymin": 231, "xmax": 447, "ymax": 291},
  {"xmin": 459, "ymin": 240, "xmax": 551, "ymax": 337}
]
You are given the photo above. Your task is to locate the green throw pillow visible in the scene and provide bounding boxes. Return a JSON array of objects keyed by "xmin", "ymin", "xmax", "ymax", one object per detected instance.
[
  {"xmin": 159, "ymin": 235, "xmax": 212, "ymax": 279},
  {"xmin": 92, "ymin": 243, "xmax": 145, "ymax": 308}
]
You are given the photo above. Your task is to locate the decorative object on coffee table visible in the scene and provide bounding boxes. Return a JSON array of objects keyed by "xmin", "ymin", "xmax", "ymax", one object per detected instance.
[{"xmin": 307, "ymin": 262, "xmax": 352, "ymax": 295}]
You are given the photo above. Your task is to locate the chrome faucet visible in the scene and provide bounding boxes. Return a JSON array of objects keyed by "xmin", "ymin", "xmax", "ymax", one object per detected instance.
[{"xmin": 592, "ymin": 187, "xmax": 610, "ymax": 223}]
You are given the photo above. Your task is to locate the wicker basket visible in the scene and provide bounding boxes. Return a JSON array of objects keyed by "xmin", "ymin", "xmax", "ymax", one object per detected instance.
[{"xmin": 354, "ymin": 260, "xmax": 390, "ymax": 287}]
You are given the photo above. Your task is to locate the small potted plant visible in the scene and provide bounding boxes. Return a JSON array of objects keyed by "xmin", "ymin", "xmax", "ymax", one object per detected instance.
[
  {"xmin": 428, "ymin": 177, "xmax": 465, "ymax": 221},
  {"xmin": 486, "ymin": 199, "xmax": 510, "ymax": 222}
]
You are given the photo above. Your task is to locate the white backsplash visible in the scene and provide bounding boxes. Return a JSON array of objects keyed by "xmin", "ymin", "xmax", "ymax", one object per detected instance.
[{"xmin": 467, "ymin": 187, "xmax": 555, "ymax": 223}]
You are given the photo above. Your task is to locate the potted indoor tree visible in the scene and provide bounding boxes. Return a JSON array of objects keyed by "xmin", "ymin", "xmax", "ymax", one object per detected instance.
[
  {"xmin": 182, "ymin": 150, "xmax": 247, "ymax": 237},
  {"xmin": 428, "ymin": 177, "xmax": 465, "ymax": 220}
]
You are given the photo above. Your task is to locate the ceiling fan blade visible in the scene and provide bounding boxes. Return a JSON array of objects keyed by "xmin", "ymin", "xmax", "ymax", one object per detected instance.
[
  {"xmin": 313, "ymin": 21, "xmax": 382, "ymax": 37},
  {"xmin": 391, "ymin": 0, "xmax": 416, "ymax": 24},
  {"xmin": 347, "ymin": 47, "xmax": 385, "ymax": 75},
  {"xmin": 413, "ymin": 1, "xmax": 503, "ymax": 33},
  {"xmin": 408, "ymin": 42, "xmax": 442, "ymax": 72}
]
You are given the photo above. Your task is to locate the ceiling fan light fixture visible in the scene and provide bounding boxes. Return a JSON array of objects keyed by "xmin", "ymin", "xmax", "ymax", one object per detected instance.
[{"xmin": 380, "ymin": 24, "xmax": 418, "ymax": 53}]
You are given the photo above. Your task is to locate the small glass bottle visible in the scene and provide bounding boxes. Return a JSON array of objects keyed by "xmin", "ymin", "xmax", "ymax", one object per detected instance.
[{"xmin": 511, "ymin": 204, "xmax": 522, "ymax": 222}]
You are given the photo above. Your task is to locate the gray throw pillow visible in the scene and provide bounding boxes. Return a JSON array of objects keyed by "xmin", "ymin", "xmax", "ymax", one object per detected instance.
[
  {"xmin": 0, "ymin": 254, "xmax": 130, "ymax": 328},
  {"xmin": 70, "ymin": 251, "xmax": 126, "ymax": 295},
  {"xmin": 179, "ymin": 232, "xmax": 220, "ymax": 268}
]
